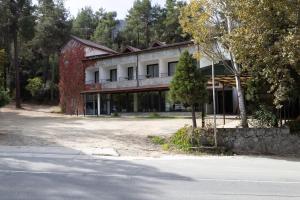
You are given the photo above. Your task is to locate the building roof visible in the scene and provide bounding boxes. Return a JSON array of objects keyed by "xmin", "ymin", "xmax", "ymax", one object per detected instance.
[
  {"xmin": 70, "ymin": 35, "xmax": 118, "ymax": 54},
  {"xmin": 83, "ymin": 40, "xmax": 194, "ymax": 62},
  {"xmin": 150, "ymin": 41, "xmax": 166, "ymax": 48},
  {"xmin": 122, "ymin": 46, "xmax": 141, "ymax": 53}
]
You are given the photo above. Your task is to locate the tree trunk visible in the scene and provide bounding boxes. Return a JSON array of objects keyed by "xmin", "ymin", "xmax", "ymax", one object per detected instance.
[
  {"xmin": 201, "ymin": 103, "xmax": 205, "ymax": 128},
  {"xmin": 235, "ymin": 73, "xmax": 248, "ymax": 127},
  {"xmin": 191, "ymin": 104, "xmax": 197, "ymax": 129},
  {"xmin": 226, "ymin": 15, "xmax": 248, "ymax": 127},
  {"xmin": 13, "ymin": 31, "xmax": 21, "ymax": 109}
]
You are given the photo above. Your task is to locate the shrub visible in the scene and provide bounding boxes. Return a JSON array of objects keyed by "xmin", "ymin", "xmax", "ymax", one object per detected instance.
[
  {"xmin": 149, "ymin": 112, "xmax": 161, "ymax": 118},
  {"xmin": 0, "ymin": 88, "xmax": 10, "ymax": 107},
  {"xmin": 251, "ymin": 105, "xmax": 277, "ymax": 127},
  {"xmin": 112, "ymin": 112, "xmax": 120, "ymax": 117},
  {"xmin": 170, "ymin": 126, "xmax": 193, "ymax": 151},
  {"xmin": 148, "ymin": 135, "xmax": 166, "ymax": 145},
  {"xmin": 26, "ymin": 77, "xmax": 43, "ymax": 97}
]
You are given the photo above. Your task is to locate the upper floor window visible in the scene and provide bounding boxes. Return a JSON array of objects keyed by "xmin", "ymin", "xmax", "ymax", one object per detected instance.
[
  {"xmin": 168, "ymin": 61, "xmax": 178, "ymax": 76},
  {"xmin": 128, "ymin": 67, "xmax": 134, "ymax": 80},
  {"xmin": 94, "ymin": 71, "xmax": 99, "ymax": 83},
  {"xmin": 147, "ymin": 64, "xmax": 159, "ymax": 78},
  {"xmin": 110, "ymin": 69, "xmax": 117, "ymax": 82}
]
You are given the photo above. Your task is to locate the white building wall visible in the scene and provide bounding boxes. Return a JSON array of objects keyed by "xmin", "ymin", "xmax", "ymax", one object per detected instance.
[{"xmin": 84, "ymin": 47, "xmax": 110, "ymax": 57}]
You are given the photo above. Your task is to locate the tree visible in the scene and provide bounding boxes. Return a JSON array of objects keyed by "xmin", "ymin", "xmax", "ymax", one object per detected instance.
[
  {"xmin": 227, "ymin": 0, "xmax": 300, "ymax": 109},
  {"xmin": 25, "ymin": 77, "xmax": 43, "ymax": 97},
  {"xmin": 33, "ymin": 0, "xmax": 71, "ymax": 101},
  {"xmin": 162, "ymin": 0, "xmax": 187, "ymax": 43},
  {"xmin": 180, "ymin": 0, "xmax": 248, "ymax": 127},
  {"xmin": 92, "ymin": 11, "xmax": 119, "ymax": 48},
  {"xmin": 4, "ymin": 0, "xmax": 35, "ymax": 108},
  {"xmin": 0, "ymin": 88, "xmax": 10, "ymax": 108},
  {"xmin": 169, "ymin": 50, "xmax": 208, "ymax": 128},
  {"xmin": 123, "ymin": 0, "xmax": 153, "ymax": 48},
  {"xmin": 71, "ymin": 7, "xmax": 101, "ymax": 40}
]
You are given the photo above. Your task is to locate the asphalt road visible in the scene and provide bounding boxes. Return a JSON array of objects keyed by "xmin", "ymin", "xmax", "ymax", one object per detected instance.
[{"xmin": 0, "ymin": 147, "xmax": 300, "ymax": 200}]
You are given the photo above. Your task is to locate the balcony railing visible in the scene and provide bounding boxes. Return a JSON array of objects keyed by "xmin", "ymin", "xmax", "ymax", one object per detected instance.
[
  {"xmin": 85, "ymin": 73, "xmax": 173, "ymax": 91},
  {"xmin": 85, "ymin": 80, "xmax": 102, "ymax": 90}
]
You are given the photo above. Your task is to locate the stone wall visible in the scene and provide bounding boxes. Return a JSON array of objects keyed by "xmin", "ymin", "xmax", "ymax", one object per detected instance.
[{"xmin": 217, "ymin": 128, "xmax": 300, "ymax": 156}]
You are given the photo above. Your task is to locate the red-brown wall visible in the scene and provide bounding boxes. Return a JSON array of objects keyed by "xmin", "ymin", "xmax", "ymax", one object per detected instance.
[{"xmin": 59, "ymin": 40, "xmax": 86, "ymax": 115}]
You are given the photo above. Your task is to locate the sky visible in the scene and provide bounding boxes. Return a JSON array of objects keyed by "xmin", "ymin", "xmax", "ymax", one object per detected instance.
[{"xmin": 63, "ymin": 0, "xmax": 167, "ymax": 19}]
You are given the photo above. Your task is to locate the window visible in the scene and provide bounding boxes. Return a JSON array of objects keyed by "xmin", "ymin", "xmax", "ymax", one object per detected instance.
[
  {"xmin": 110, "ymin": 69, "xmax": 117, "ymax": 82},
  {"xmin": 147, "ymin": 64, "xmax": 159, "ymax": 78},
  {"xmin": 168, "ymin": 61, "xmax": 178, "ymax": 76},
  {"xmin": 128, "ymin": 67, "xmax": 134, "ymax": 80},
  {"xmin": 94, "ymin": 71, "xmax": 99, "ymax": 83}
]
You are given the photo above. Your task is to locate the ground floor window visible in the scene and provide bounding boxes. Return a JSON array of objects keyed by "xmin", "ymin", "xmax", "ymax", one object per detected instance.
[{"xmin": 85, "ymin": 94, "xmax": 98, "ymax": 115}]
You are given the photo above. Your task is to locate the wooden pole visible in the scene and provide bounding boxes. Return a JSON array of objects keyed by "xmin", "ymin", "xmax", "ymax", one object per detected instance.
[{"xmin": 222, "ymin": 83, "xmax": 226, "ymax": 126}]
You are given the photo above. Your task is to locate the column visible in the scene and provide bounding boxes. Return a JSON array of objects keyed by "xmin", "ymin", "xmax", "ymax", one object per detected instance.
[
  {"xmin": 134, "ymin": 93, "xmax": 138, "ymax": 112},
  {"xmin": 97, "ymin": 93, "xmax": 101, "ymax": 116},
  {"xmin": 107, "ymin": 94, "xmax": 111, "ymax": 115},
  {"xmin": 159, "ymin": 58, "xmax": 167, "ymax": 77}
]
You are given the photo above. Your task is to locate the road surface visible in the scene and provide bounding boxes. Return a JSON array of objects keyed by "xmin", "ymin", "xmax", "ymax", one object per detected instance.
[{"xmin": 0, "ymin": 147, "xmax": 300, "ymax": 200}]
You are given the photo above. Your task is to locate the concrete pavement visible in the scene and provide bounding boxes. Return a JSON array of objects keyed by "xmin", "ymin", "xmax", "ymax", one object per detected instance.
[{"xmin": 0, "ymin": 147, "xmax": 300, "ymax": 200}]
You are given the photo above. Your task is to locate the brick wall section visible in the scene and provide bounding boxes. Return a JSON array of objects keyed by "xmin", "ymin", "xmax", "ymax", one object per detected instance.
[
  {"xmin": 217, "ymin": 128, "xmax": 300, "ymax": 156},
  {"xmin": 59, "ymin": 40, "xmax": 88, "ymax": 115}
]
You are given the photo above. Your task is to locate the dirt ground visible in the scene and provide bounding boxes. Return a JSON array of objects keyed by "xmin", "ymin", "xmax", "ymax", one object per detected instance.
[{"xmin": 0, "ymin": 104, "xmax": 240, "ymax": 156}]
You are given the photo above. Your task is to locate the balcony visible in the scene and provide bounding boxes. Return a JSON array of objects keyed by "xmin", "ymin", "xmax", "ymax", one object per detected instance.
[
  {"xmin": 85, "ymin": 80, "xmax": 102, "ymax": 91},
  {"xmin": 85, "ymin": 73, "xmax": 174, "ymax": 91},
  {"xmin": 138, "ymin": 73, "xmax": 173, "ymax": 87},
  {"xmin": 101, "ymin": 77, "xmax": 137, "ymax": 89}
]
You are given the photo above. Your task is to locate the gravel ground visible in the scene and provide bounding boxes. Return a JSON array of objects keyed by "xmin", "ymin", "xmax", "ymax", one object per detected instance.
[{"xmin": 0, "ymin": 104, "xmax": 240, "ymax": 156}]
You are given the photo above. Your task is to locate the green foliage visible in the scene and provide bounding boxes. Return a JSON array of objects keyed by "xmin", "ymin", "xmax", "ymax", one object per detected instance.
[
  {"xmin": 72, "ymin": 7, "xmax": 101, "ymax": 40},
  {"xmin": 170, "ymin": 126, "xmax": 193, "ymax": 151},
  {"xmin": 169, "ymin": 50, "xmax": 207, "ymax": 106},
  {"xmin": 149, "ymin": 112, "xmax": 161, "ymax": 118},
  {"xmin": 169, "ymin": 50, "xmax": 207, "ymax": 127},
  {"xmin": 227, "ymin": 0, "xmax": 300, "ymax": 108},
  {"xmin": 112, "ymin": 112, "xmax": 120, "ymax": 117},
  {"xmin": 0, "ymin": 88, "xmax": 10, "ymax": 108},
  {"xmin": 92, "ymin": 11, "xmax": 119, "ymax": 48},
  {"xmin": 148, "ymin": 135, "xmax": 166, "ymax": 145},
  {"xmin": 26, "ymin": 77, "xmax": 43, "ymax": 97},
  {"xmin": 251, "ymin": 105, "xmax": 278, "ymax": 128},
  {"xmin": 169, "ymin": 125, "xmax": 214, "ymax": 152}
]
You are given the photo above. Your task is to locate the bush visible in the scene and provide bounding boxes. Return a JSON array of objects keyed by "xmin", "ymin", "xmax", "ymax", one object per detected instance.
[
  {"xmin": 251, "ymin": 105, "xmax": 277, "ymax": 127},
  {"xmin": 148, "ymin": 135, "xmax": 166, "ymax": 145},
  {"xmin": 169, "ymin": 125, "xmax": 214, "ymax": 152},
  {"xmin": 149, "ymin": 112, "xmax": 161, "ymax": 118},
  {"xmin": 0, "ymin": 88, "xmax": 10, "ymax": 108},
  {"xmin": 26, "ymin": 77, "xmax": 43, "ymax": 97}
]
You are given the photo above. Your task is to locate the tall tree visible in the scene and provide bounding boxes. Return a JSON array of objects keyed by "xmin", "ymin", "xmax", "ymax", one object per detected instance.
[
  {"xmin": 71, "ymin": 7, "xmax": 102, "ymax": 40},
  {"xmin": 227, "ymin": 0, "xmax": 300, "ymax": 109},
  {"xmin": 180, "ymin": 0, "xmax": 248, "ymax": 127},
  {"xmin": 162, "ymin": 0, "xmax": 187, "ymax": 43},
  {"xmin": 92, "ymin": 11, "xmax": 119, "ymax": 48},
  {"xmin": 3, "ymin": 0, "xmax": 35, "ymax": 108},
  {"xmin": 123, "ymin": 0, "xmax": 153, "ymax": 48},
  {"xmin": 169, "ymin": 50, "xmax": 208, "ymax": 128},
  {"xmin": 33, "ymin": 0, "xmax": 71, "ymax": 101}
]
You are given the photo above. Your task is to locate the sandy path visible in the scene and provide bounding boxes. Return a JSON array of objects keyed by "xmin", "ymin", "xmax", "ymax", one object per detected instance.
[{"xmin": 0, "ymin": 104, "xmax": 240, "ymax": 156}]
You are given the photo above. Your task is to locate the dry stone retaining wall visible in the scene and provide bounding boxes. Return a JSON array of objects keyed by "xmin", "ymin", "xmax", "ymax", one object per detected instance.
[{"xmin": 217, "ymin": 128, "xmax": 300, "ymax": 156}]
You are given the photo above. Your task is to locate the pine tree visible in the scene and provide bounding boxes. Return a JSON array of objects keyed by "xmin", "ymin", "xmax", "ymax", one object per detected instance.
[
  {"xmin": 71, "ymin": 7, "xmax": 101, "ymax": 40},
  {"xmin": 92, "ymin": 11, "xmax": 118, "ymax": 48},
  {"xmin": 123, "ymin": 0, "xmax": 153, "ymax": 48},
  {"xmin": 169, "ymin": 50, "xmax": 208, "ymax": 128}
]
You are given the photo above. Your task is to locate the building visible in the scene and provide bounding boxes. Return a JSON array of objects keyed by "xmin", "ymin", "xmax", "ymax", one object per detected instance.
[{"xmin": 59, "ymin": 36, "xmax": 239, "ymax": 116}]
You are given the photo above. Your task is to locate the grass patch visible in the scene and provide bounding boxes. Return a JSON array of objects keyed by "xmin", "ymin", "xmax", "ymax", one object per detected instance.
[
  {"xmin": 149, "ymin": 125, "xmax": 232, "ymax": 155},
  {"xmin": 147, "ymin": 135, "xmax": 166, "ymax": 145}
]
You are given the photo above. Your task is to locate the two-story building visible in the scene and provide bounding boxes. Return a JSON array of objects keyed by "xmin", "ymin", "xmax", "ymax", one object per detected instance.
[{"xmin": 60, "ymin": 36, "xmax": 239, "ymax": 116}]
